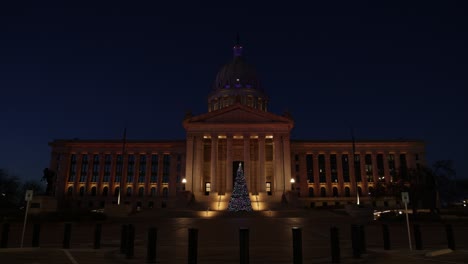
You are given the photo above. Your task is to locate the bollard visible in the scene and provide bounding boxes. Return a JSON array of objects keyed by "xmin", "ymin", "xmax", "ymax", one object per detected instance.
[
  {"xmin": 188, "ymin": 228, "xmax": 198, "ymax": 264},
  {"xmin": 413, "ymin": 224, "xmax": 422, "ymax": 250},
  {"xmin": 382, "ymin": 224, "xmax": 391, "ymax": 250},
  {"xmin": 1, "ymin": 223, "xmax": 10, "ymax": 248},
  {"xmin": 32, "ymin": 223, "xmax": 40, "ymax": 247},
  {"xmin": 126, "ymin": 224, "xmax": 135, "ymax": 259},
  {"xmin": 445, "ymin": 224, "xmax": 455, "ymax": 250},
  {"xmin": 351, "ymin": 225, "xmax": 361, "ymax": 258},
  {"xmin": 330, "ymin": 226, "xmax": 340, "ymax": 263},
  {"xmin": 292, "ymin": 227, "xmax": 303, "ymax": 264},
  {"xmin": 359, "ymin": 225, "xmax": 366, "ymax": 253},
  {"xmin": 94, "ymin": 223, "xmax": 102, "ymax": 249},
  {"xmin": 120, "ymin": 224, "xmax": 128, "ymax": 254},
  {"xmin": 63, "ymin": 223, "xmax": 72, "ymax": 249},
  {"xmin": 239, "ymin": 228, "xmax": 249, "ymax": 264},
  {"xmin": 147, "ymin": 227, "xmax": 158, "ymax": 264}
]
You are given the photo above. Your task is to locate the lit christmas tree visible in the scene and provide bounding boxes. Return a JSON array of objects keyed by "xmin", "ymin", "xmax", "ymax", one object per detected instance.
[{"xmin": 228, "ymin": 162, "xmax": 253, "ymax": 212}]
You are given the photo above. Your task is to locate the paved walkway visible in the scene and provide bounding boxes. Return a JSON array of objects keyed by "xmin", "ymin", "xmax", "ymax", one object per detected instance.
[{"xmin": 1, "ymin": 209, "xmax": 467, "ymax": 263}]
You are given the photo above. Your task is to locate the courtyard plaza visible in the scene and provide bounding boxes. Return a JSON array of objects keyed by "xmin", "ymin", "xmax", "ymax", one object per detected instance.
[{"xmin": 1, "ymin": 208, "xmax": 467, "ymax": 263}]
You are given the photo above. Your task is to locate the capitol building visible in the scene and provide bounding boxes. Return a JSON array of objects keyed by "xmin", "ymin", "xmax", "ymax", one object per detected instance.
[{"xmin": 48, "ymin": 41, "xmax": 425, "ymax": 211}]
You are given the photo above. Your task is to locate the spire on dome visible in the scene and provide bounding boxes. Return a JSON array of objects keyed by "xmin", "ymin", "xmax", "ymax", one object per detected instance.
[{"xmin": 233, "ymin": 33, "xmax": 243, "ymax": 57}]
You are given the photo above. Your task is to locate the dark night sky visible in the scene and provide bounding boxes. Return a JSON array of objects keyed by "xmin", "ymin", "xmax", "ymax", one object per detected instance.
[{"xmin": 1, "ymin": 1, "xmax": 467, "ymax": 182}]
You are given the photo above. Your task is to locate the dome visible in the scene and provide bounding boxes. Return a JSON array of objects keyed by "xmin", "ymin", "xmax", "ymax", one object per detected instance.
[{"xmin": 208, "ymin": 43, "xmax": 269, "ymax": 112}]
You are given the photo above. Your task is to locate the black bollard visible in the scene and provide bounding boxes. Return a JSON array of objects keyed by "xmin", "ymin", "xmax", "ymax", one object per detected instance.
[
  {"xmin": 382, "ymin": 224, "xmax": 391, "ymax": 250},
  {"xmin": 351, "ymin": 224, "xmax": 361, "ymax": 258},
  {"xmin": 120, "ymin": 224, "xmax": 128, "ymax": 254},
  {"xmin": 126, "ymin": 224, "xmax": 135, "ymax": 259},
  {"xmin": 1, "ymin": 223, "xmax": 10, "ymax": 248},
  {"xmin": 239, "ymin": 228, "xmax": 249, "ymax": 264},
  {"xmin": 445, "ymin": 224, "xmax": 455, "ymax": 250},
  {"xmin": 94, "ymin": 223, "xmax": 102, "ymax": 249},
  {"xmin": 359, "ymin": 225, "xmax": 366, "ymax": 253},
  {"xmin": 32, "ymin": 223, "xmax": 40, "ymax": 247},
  {"xmin": 188, "ymin": 228, "xmax": 198, "ymax": 264},
  {"xmin": 147, "ymin": 227, "xmax": 158, "ymax": 264},
  {"xmin": 63, "ymin": 223, "xmax": 72, "ymax": 249},
  {"xmin": 292, "ymin": 227, "xmax": 303, "ymax": 264},
  {"xmin": 330, "ymin": 226, "xmax": 340, "ymax": 263},
  {"xmin": 413, "ymin": 224, "xmax": 422, "ymax": 250}
]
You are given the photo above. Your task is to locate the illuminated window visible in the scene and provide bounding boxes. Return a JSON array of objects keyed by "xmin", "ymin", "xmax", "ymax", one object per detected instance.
[
  {"xmin": 342, "ymin": 155, "xmax": 350, "ymax": 182},
  {"xmin": 318, "ymin": 154, "xmax": 326, "ymax": 183},
  {"xmin": 306, "ymin": 154, "xmax": 314, "ymax": 183}
]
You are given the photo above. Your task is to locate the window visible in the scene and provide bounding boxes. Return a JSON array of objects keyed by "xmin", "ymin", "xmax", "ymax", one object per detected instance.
[
  {"xmin": 69, "ymin": 154, "xmax": 77, "ymax": 182},
  {"xmin": 400, "ymin": 154, "xmax": 408, "ymax": 180},
  {"xmin": 162, "ymin": 187, "xmax": 168, "ymax": 198},
  {"xmin": 377, "ymin": 154, "xmax": 384, "ymax": 181},
  {"xmin": 114, "ymin": 187, "xmax": 120, "ymax": 197},
  {"xmin": 332, "ymin": 187, "xmax": 338, "ymax": 197},
  {"xmin": 79, "ymin": 186, "xmax": 85, "ymax": 197},
  {"xmin": 162, "ymin": 154, "xmax": 170, "ymax": 183},
  {"xmin": 354, "ymin": 154, "xmax": 361, "ymax": 182},
  {"xmin": 365, "ymin": 154, "xmax": 373, "ymax": 182},
  {"xmin": 67, "ymin": 186, "xmax": 73, "ymax": 196},
  {"xmin": 139, "ymin": 154, "xmax": 146, "ymax": 183},
  {"xmin": 151, "ymin": 155, "xmax": 158, "ymax": 183},
  {"xmin": 91, "ymin": 186, "xmax": 97, "ymax": 196},
  {"xmin": 138, "ymin": 187, "xmax": 144, "ymax": 197},
  {"xmin": 318, "ymin": 154, "xmax": 326, "ymax": 183},
  {"xmin": 80, "ymin": 154, "xmax": 88, "ymax": 182},
  {"xmin": 388, "ymin": 154, "xmax": 396, "ymax": 180},
  {"xmin": 127, "ymin": 155, "xmax": 135, "ymax": 181},
  {"xmin": 102, "ymin": 186, "xmax": 108, "ymax": 196},
  {"xmin": 126, "ymin": 187, "xmax": 132, "ymax": 197},
  {"xmin": 308, "ymin": 187, "xmax": 314, "ymax": 197},
  {"xmin": 306, "ymin": 154, "xmax": 314, "ymax": 183},
  {"xmin": 344, "ymin": 187, "xmax": 350, "ymax": 197},
  {"xmin": 150, "ymin": 187, "xmax": 156, "ymax": 197},
  {"xmin": 342, "ymin": 155, "xmax": 350, "ymax": 182},
  {"xmin": 320, "ymin": 187, "xmax": 326, "ymax": 197},
  {"xmin": 330, "ymin": 154, "xmax": 338, "ymax": 182}
]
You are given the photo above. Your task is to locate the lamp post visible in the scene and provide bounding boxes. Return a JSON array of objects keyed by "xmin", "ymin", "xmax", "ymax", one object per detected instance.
[
  {"xmin": 290, "ymin": 178, "xmax": 295, "ymax": 191},
  {"xmin": 182, "ymin": 178, "xmax": 187, "ymax": 191}
]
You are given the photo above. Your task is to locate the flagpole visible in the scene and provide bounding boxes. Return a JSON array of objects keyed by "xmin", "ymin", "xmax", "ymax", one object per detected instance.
[{"xmin": 117, "ymin": 127, "xmax": 127, "ymax": 205}]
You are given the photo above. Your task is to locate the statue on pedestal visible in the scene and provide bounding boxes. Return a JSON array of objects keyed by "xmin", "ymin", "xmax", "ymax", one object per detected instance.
[{"xmin": 42, "ymin": 168, "xmax": 56, "ymax": 196}]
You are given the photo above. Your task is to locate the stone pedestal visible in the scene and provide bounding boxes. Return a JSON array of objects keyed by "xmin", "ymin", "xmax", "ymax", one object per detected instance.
[{"xmin": 29, "ymin": 195, "xmax": 58, "ymax": 214}]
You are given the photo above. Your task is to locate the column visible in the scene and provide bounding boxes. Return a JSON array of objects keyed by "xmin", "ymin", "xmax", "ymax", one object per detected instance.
[
  {"xmin": 243, "ymin": 135, "xmax": 251, "ymax": 192},
  {"xmin": 282, "ymin": 135, "xmax": 292, "ymax": 191},
  {"xmin": 184, "ymin": 135, "xmax": 194, "ymax": 192},
  {"xmin": 226, "ymin": 135, "xmax": 233, "ymax": 191},
  {"xmin": 273, "ymin": 134, "xmax": 284, "ymax": 192},
  {"xmin": 194, "ymin": 136, "xmax": 203, "ymax": 193},
  {"xmin": 210, "ymin": 135, "xmax": 218, "ymax": 193},
  {"xmin": 258, "ymin": 135, "xmax": 265, "ymax": 193}
]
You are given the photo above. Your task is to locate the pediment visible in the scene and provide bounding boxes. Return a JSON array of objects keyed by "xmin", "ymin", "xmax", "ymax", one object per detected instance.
[{"xmin": 186, "ymin": 104, "xmax": 291, "ymax": 124}]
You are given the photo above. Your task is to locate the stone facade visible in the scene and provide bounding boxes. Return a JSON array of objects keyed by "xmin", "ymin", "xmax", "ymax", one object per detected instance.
[{"xmin": 48, "ymin": 42, "xmax": 425, "ymax": 211}]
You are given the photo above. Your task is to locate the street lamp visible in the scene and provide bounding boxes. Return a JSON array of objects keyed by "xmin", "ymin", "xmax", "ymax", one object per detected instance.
[
  {"xmin": 290, "ymin": 178, "xmax": 295, "ymax": 191},
  {"xmin": 182, "ymin": 178, "xmax": 187, "ymax": 191}
]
